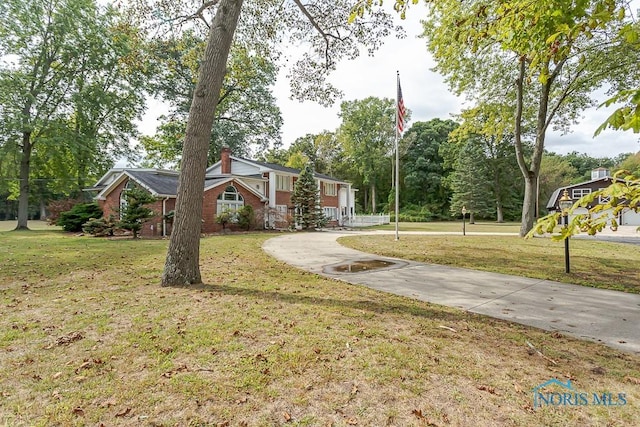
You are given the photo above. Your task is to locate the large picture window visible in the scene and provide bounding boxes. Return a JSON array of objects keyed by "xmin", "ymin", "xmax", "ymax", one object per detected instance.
[{"xmin": 217, "ymin": 185, "xmax": 244, "ymax": 215}]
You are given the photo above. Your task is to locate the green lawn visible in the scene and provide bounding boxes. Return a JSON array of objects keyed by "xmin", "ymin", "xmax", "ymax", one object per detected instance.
[
  {"xmin": 371, "ymin": 221, "xmax": 521, "ymax": 233},
  {"xmin": 0, "ymin": 220, "xmax": 60, "ymax": 231},
  {"xmin": 1, "ymin": 229, "xmax": 639, "ymax": 426},
  {"xmin": 339, "ymin": 234, "xmax": 640, "ymax": 294}
]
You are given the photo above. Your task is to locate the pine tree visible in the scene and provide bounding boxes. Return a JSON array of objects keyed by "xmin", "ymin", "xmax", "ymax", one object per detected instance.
[
  {"xmin": 118, "ymin": 186, "xmax": 156, "ymax": 239},
  {"xmin": 449, "ymin": 139, "xmax": 493, "ymax": 223},
  {"xmin": 291, "ymin": 163, "xmax": 324, "ymax": 229}
]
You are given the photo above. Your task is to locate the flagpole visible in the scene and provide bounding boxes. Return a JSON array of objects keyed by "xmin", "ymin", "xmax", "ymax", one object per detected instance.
[{"xmin": 395, "ymin": 71, "xmax": 400, "ymax": 241}]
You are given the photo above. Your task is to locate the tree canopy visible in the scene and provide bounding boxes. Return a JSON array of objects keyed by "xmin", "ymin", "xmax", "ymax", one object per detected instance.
[{"xmin": 0, "ymin": 0, "xmax": 149, "ymax": 228}]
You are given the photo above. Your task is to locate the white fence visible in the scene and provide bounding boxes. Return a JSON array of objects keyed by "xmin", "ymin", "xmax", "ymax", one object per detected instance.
[{"xmin": 344, "ymin": 214, "xmax": 390, "ymax": 227}]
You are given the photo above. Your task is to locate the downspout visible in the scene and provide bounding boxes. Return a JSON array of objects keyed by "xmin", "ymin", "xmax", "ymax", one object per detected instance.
[{"xmin": 162, "ymin": 197, "xmax": 169, "ymax": 237}]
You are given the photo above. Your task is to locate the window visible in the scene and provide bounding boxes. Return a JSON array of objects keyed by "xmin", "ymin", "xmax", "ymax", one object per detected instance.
[
  {"xmin": 217, "ymin": 185, "xmax": 244, "ymax": 216},
  {"xmin": 598, "ymin": 188, "xmax": 611, "ymax": 204},
  {"xmin": 323, "ymin": 182, "xmax": 337, "ymax": 196},
  {"xmin": 276, "ymin": 174, "xmax": 292, "ymax": 191},
  {"xmin": 323, "ymin": 207, "xmax": 337, "ymax": 220},
  {"xmin": 572, "ymin": 188, "xmax": 591, "ymax": 199},
  {"xmin": 119, "ymin": 180, "xmax": 136, "ymax": 219},
  {"xmin": 276, "ymin": 204, "xmax": 288, "ymax": 221}
]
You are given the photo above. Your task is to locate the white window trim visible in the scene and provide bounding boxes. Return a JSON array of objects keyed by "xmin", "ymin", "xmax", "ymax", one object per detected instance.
[
  {"xmin": 276, "ymin": 174, "xmax": 292, "ymax": 191},
  {"xmin": 323, "ymin": 207, "xmax": 337, "ymax": 220},
  {"xmin": 323, "ymin": 182, "xmax": 337, "ymax": 196},
  {"xmin": 571, "ymin": 188, "xmax": 591, "ymax": 199},
  {"xmin": 216, "ymin": 185, "xmax": 244, "ymax": 217}
]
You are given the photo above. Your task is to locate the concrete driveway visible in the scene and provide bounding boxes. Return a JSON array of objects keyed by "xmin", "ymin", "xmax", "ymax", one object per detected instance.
[{"xmin": 263, "ymin": 230, "xmax": 640, "ymax": 354}]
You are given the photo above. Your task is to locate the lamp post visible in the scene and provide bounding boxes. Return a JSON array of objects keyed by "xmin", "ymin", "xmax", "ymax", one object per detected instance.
[
  {"xmin": 461, "ymin": 206, "xmax": 467, "ymax": 236},
  {"xmin": 558, "ymin": 189, "xmax": 572, "ymax": 274}
]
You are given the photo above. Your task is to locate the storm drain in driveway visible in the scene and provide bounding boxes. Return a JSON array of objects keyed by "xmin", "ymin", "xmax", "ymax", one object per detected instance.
[{"xmin": 328, "ymin": 259, "xmax": 398, "ymax": 273}]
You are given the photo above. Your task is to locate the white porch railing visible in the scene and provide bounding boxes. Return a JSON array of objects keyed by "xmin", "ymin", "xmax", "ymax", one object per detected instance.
[{"xmin": 344, "ymin": 214, "xmax": 390, "ymax": 227}]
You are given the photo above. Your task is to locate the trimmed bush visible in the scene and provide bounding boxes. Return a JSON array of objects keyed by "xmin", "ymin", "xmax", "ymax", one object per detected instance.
[
  {"xmin": 57, "ymin": 203, "xmax": 103, "ymax": 232},
  {"xmin": 82, "ymin": 216, "xmax": 116, "ymax": 237},
  {"xmin": 237, "ymin": 205, "xmax": 255, "ymax": 230}
]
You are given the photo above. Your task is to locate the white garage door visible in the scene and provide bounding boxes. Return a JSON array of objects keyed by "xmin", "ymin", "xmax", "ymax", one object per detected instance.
[{"xmin": 621, "ymin": 209, "xmax": 640, "ymax": 226}]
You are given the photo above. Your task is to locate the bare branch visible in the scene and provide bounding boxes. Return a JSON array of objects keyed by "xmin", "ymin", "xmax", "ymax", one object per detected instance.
[
  {"xmin": 176, "ymin": 0, "xmax": 219, "ymax": 27},
  {"xmin": 292, "ymin": 0, "xmax": 342, "ymax": 68}
]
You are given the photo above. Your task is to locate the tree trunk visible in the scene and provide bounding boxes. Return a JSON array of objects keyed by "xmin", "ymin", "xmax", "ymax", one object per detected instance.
[
  {"xmin": 469, "ymin": 211, "xmax": 475, "ymax": 224},
  {"xmin": 162, "ymin": 0, "xmax": 244, "ymax": 286},
  {"xmin": 39, "ymin": 198, "xmax": 47, "ymax": 221},
  {"xmin": 496, "ymin": 202, "xmax": 504, "ymax": 223},
  {"xmin": 371, "ymin": 184, "xmax": 376, "ymax": 213},
  {"xmin": 520, "ymin": 173, "xmax": 537, "ymax": 236},
  {"xmin": 16, "ymin": 131, "xmax": 32, "ymax": 230}
]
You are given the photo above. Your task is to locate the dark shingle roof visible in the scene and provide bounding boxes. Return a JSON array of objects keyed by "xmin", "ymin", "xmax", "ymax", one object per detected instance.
[
  {"xmin": 241, "ymin": 158, "xmax": 300, "ymax": 174},
  {"xmin": 126, "ymin": 170, "xmax": 179, "ymax": 196},
  {"xmin": 239, "ymin": 158, "xmax": 348, "ymax": 183}
]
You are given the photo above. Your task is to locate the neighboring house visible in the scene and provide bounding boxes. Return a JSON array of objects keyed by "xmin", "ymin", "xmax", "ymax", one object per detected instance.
[
  {"xmin": 546, "ymin": 168, "xmax": 640, "ymax": 226},
  {"xmin": 86, "ymin": 148, "xmax": 356, "ymax": 236}
]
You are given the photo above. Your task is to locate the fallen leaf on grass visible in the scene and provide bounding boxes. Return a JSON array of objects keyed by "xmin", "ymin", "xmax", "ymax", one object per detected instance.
[
  {"xmin": 411, "ymin": 409, "xmax": 439, "ymax": 426},
  {"xmin": 115, "ymin": 407, "xmax": 131, "ymax": 418},
  {"xmin": 477, "ymin": 385, "xmax": 497, "ymax": 395},
  {"xmin": 161, "ymin": 365, "xmax": 189, "ymax": 378},
  {"xmin": 625, "ymin": 376, "xmax": 640, "ymax": 385},
  {"xmin": 72, "ymin": 407, "xmax": 84, "ymax": 416},
  {"xmin": 350, "ymin": 384, "xmax": 359, "ymax": 395},
  {"xmin": 346, "ymin": 418, "xmax": 358, "ymax": 425},
  {"xmin": 283, "ymin": 411, "xmax": 292, "ymax": 421},
  {"xmin": 412, "ymin": 409, "xmax": 425, "ymax": 419},
  {"xmin": 55, "ymin": 331, "xmax": 84, "ymax": 346},
  {"xmin": 100, "ymin": 397, "xmax": 117, "ymax": 408},
  {"xmin": 591, "ymin": 366, "xmax": 606, "ymax": 375}
]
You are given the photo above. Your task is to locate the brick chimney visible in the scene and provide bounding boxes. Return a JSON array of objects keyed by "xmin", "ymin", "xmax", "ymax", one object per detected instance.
[{"xmin": 221, "ymin": 147, "xmax": 231, "ymax": 174}]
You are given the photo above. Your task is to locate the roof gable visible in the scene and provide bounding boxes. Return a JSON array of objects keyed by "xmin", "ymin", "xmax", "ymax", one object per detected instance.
[
  {"xmin": 94, "ymin": 169, "xmax": 179, "ymax": 200},
  {"xmin": 545, "ymin": 176, "xmax": 628, "ymax": 209}
]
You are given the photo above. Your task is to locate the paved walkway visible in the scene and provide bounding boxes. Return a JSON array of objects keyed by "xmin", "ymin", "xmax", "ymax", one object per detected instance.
[{"xmin": 263, "ymin": 231, "xmax": 640, "ymax": 354}]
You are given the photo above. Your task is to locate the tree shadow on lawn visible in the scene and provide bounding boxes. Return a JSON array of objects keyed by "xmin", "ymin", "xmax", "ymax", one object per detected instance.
[{"xmin": 177, "ymin": 281, "xmax": 498, "ymax": 326}]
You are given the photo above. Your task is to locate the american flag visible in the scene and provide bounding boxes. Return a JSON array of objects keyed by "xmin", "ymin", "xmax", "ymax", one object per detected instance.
[{"xmin": 397, "ymin": 76, "xmax": 406, "ymax": 134}]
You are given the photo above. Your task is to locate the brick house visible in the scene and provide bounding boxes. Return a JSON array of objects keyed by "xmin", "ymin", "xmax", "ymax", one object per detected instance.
[
  {"xmin": 88, "ymin": 148, "xmax": 356, "ymax": 236},
  {"xmin": 546, "ymin": 168, "xmax": 640, "ymax": 226}
]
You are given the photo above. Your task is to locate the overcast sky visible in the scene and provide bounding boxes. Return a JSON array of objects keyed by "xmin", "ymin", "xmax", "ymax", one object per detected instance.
[{"xmin": 139, "ymin": 9, "xmax": 639, "ymax": 160}]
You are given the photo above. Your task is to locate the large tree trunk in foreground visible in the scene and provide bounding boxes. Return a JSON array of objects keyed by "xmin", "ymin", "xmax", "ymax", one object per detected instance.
[
  {"xmin": 16, "ymin": 131, "xmax": 32, "ymax": 230},
  {"xmin": 162, "ymin": 0, "xmax": 244, "ymax": 286}
]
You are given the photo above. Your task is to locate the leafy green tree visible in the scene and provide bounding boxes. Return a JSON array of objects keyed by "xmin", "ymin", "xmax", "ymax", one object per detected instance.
[
  {"xmin": 563, "ymin": 151, "xmax": 617, "ymax": 181},
  {"xmin": 291, "ymin": 163, "xmax": 324, "ymax": 229},
  {"xmin": 447, "ymin": 105, "xmax": 524, "ymax": 222},
  {"xmin": 448, "ymin": 138, "xmax": 493, "ymax": 223},
  {"xmin": 617, "ymin": 152, "xmax": 640, "ymax": 176},
  {"xmin": 0, "ymin": 0, "xmax": 149, "ymax": 229},
  {"xmin": 421, "ymin": 0, "xmax": 638, "ymax": 236},
  {"xmin": 142, "ymin": 32, "xmax": 283, "ymax": 167},
  {"xmin": 118, "ymin": 187, "xmax": 156, "ymax": 239},
  {"xmin": 402, "ymin": 119, "xmax": 458, "ymax": 217},
  {"xmin": 338, "ymin": 97, "xmax": 402, "ymax": 213}
]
